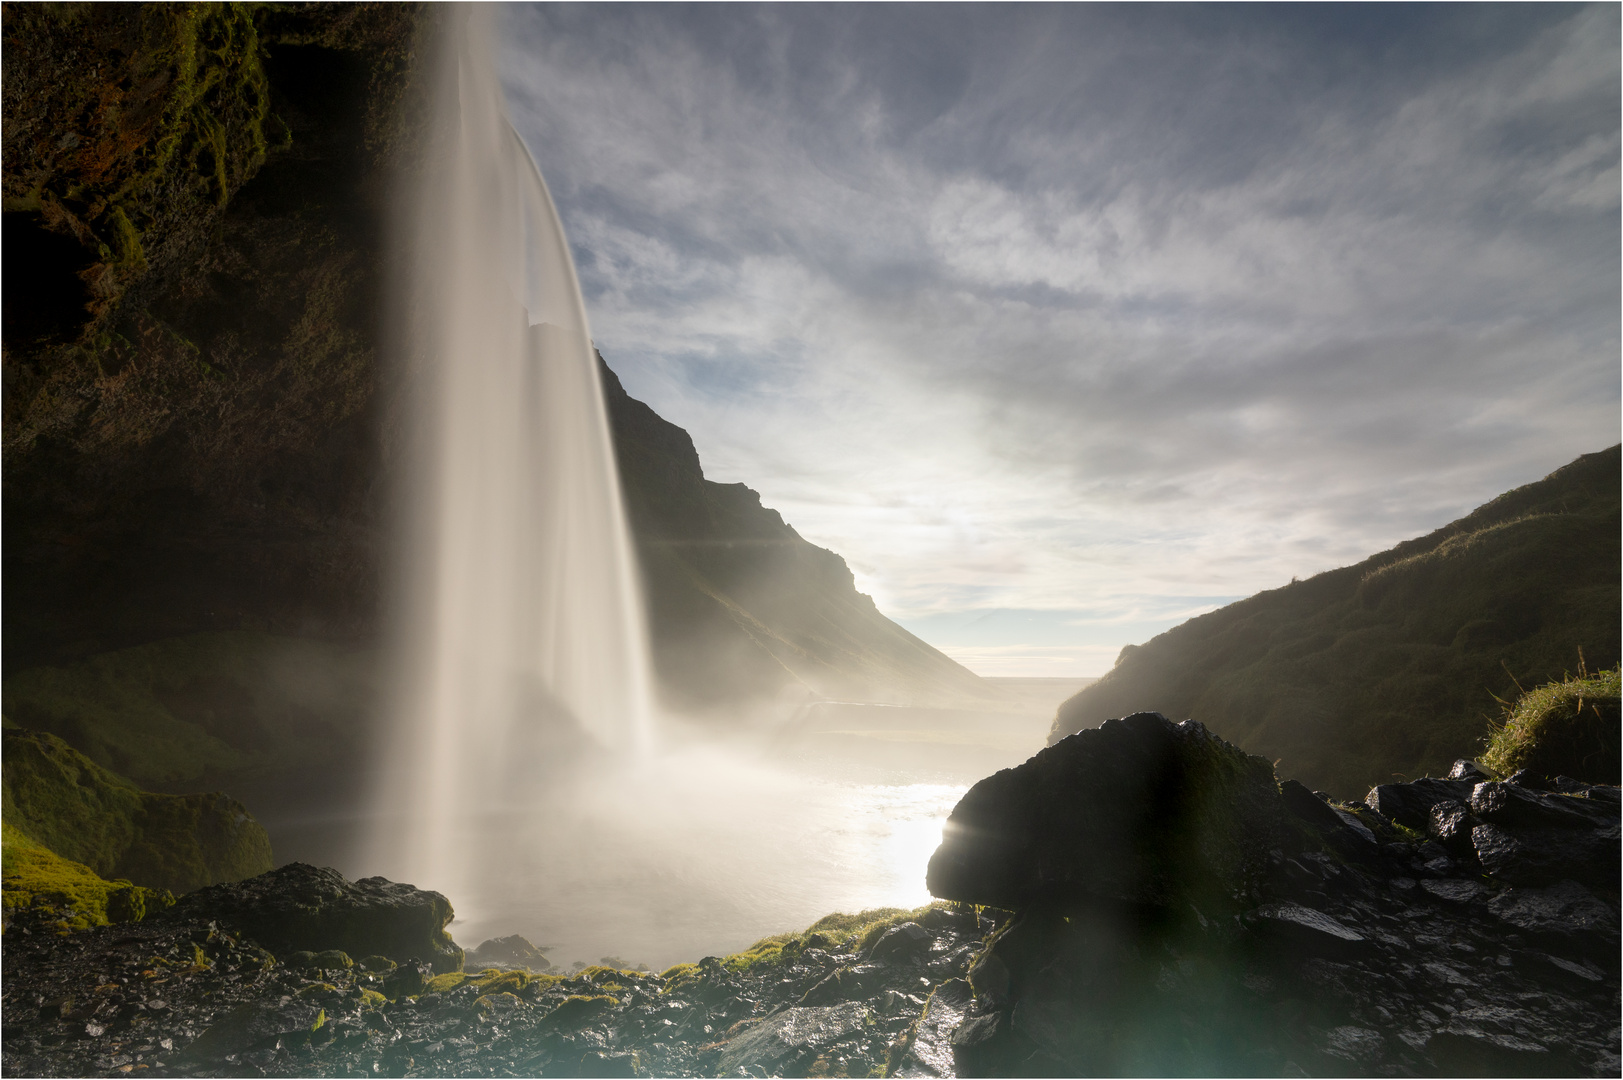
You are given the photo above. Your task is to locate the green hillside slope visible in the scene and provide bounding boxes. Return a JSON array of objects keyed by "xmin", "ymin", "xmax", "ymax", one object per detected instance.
[
  {"xmin": 1050, "ymin": 446, "xmax": 1621, "ymax": 796},
  {"xmin": 2, "ymin": 720, "xmax": 272, "ymax": 895},
  {"xmin": 602, "ymin": 359, "xmax": 989, "ymax": 712}
]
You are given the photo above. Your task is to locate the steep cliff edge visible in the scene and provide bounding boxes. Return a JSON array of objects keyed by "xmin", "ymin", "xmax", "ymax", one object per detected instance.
[
  {"xmin": 602, "ymin": 360, "xmax": 987, "ymax": 712},
  {"xmin": 1050, "ymin": 446, "xmax": 1621, "ymax": 796}
]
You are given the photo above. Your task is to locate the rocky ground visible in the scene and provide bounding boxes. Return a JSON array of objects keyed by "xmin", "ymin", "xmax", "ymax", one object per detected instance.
[
  {"xmin": 0, "ymin": 892, "xmax": 992, "ymax": 1078},
  {"xmin": 3, "ymin": 713, "xmax": 1619, "ymax": 1078}
]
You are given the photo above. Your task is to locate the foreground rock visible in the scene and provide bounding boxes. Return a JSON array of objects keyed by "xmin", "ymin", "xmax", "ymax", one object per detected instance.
[
  {"xmin": 931, "ymin": 713, "xmax": 1620, "ymax": 1076},
  {"xmin": 161, "ymin": 863, "xmax": 464, "ymax": 974},
  {"xmin": 0, "ymin": 892, "xmax": 994, "ymax": 1077}
]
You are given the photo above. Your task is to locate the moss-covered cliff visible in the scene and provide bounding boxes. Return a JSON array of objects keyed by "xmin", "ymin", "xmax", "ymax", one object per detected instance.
[
  {"xmin": 2, "ymin": 720, "xmax": 272, "ymax": 895},
  {"xmin": 3, "ymin": 3, "xmax": 426, "ymax": 671}
]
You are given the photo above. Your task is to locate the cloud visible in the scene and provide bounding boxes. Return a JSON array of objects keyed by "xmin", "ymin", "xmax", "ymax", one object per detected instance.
[{"xmin": 499, "ymin": 4, "xmax": 1620, "ymax": 676}]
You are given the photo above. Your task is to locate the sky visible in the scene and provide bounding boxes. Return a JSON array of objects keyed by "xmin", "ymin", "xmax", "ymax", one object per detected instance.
[{"xmin": 499, "ymin": 3, "xmax": 1620, "ymax": 678}]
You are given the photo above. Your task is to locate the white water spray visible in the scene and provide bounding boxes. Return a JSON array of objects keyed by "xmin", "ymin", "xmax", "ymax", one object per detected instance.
[{"xmin": 376, "ymin": 9, "xmax": 653, "ymax": 896}]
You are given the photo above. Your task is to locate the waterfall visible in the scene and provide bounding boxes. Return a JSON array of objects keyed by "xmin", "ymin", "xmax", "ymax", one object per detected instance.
[{"xmin": 375, "ymin": 8, "xmax": 654, "ymax": 895}]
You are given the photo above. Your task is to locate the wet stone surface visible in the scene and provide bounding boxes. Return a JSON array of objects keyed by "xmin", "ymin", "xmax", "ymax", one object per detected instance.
[{"xmin": 1, "ymin": 901, "xmax": 991, "ymax": 1078}]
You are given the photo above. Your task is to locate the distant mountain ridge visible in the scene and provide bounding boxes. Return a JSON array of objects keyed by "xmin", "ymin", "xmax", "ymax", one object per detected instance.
[
  {"xmin": 601, "ymin": 358, "xmax": 988, "ymax": 712},
  {"xmin": 1050, "ymin": 446, "xmax": 1621, "ymax": 796}
]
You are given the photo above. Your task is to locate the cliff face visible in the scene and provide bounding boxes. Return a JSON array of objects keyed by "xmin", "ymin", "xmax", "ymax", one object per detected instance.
[
  {"xmin": 2, "ymin": 4, "xmax": 979, "ymax": 714},
  {"xmin": 3, "ymin": 4, "xmax": 427, "ymax": 671},
  {"xmin": 602, "ymin": 361, "xmax": 987, "ymax": 711},
  {"xmin": 1051, "ymin": 446, "xmax": 1622, "ymax": 797}
]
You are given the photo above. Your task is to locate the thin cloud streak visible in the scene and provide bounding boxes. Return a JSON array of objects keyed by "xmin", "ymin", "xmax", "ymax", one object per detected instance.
[{"xmin": 501, "ymin": 4, "xmax": 1620, "ymax": 676}]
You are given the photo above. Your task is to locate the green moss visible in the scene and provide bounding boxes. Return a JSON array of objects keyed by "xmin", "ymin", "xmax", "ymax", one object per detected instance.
[
  {"xmin": 1, "ymin": 725, "xmax": 272, "ymax": 894},
  {"xmin": 358, "ymin": 989, "xmax": 387, "ymax": 1010},
  {"xmin": 425, "ymin": 972, "xmax": 468, "ymax": 995},
  {"xmin": 475, "ymin": 991, "xmax": 523, "ymax": 1013},
  {"xmin": 1482, "ymin": 664, "xmax": 1621, "ymax": 783},
  {"xmin": 1, "ymin": 821, "xmax": 173, "ymax": 933}
]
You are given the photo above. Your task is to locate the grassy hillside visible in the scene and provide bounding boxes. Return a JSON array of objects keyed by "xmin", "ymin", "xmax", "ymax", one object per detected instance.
[
  {"xmin": 2, "ymin": 720, "xmax": 272, "ymax": 895},
  {"xmin": 602, "ymin": 358, "xmax": 990, "ymax": 712},
  {"xmin": 1051, "ymin": 446, "xmax": 1621, "ymax": 797}
]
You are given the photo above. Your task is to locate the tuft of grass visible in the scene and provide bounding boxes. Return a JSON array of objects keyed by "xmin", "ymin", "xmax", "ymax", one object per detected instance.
[{"xmin": 1482, "ymin": 664, "xmax": 1620, "ymax": 784}]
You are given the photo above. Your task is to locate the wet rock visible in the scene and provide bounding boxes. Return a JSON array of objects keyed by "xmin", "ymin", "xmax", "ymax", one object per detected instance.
[
  {"xmin": 1246, "ymin": 903, "xmax": 1370, "ymax": 959},
  {"xmin": 868, "ymin": 922, "xmax": 933, "ymax": 964},
  {"xmin": 1418, "ymin": 879, "xmax": 1486, "ymax": 905},
  {"xmin": 889, "ymin": 978, "xmax": 970, "ymax": 1077},
  {"xmin": 927, "ymin": 713, "xmax": 1283, "ymax": 912},
  {"xmin": 382, "ymin": 959, "xmax": 433, "ymax": 999},
  {"xmin": 1426, "ymin": 1021, "xmax": 1576, "ymax": 1077},
  {"xmin": 1365, "ymin": 777, "xmax": 1476, "ymax": 830},
  {"xmin": 164, "ymin": 863, "xmax": 464, "ymax": 973},
  {"xmin": 468, "ymin": 933, "xmax": 551, "ymax": 971},
  {"xmin": 1486, "ymin": 880, "xmax": 1620, "ymax": 945},
  {"xmin": 1471, "ymin": 822, "xmax": 1621, "ymax": 888},
  {"xmin": 1427, "ymin": 799, "xmax": 1478, "ymax": 853},
  {"xmin": 1470, "ymin": 781, "xmax": 1620, "ymax": 831},
  {"xmin": 1449, "ymin": 759, "xmax": 1493, "ymax": 783},
  {"xmin": 799, "ymin": 964, "xmax": 884, "ymax": 1006},
  {"xmin": 714, "ymin": 1002, "xmax": 871, "ymax": 1077},
  {"xmin": 576, "ymin": 1049, "xmax": 641, "ymax": 1077},
  {"xmin": 179, "ymin": 999, "xmax": 326, "ymax": 1062}
]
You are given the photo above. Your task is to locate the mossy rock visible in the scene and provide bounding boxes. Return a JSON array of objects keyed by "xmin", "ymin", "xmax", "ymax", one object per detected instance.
[
  {"xmin": 166, "ymin": 863, "xmax": 464, "ymax": 974},
  {"xmin": 1, "ymin": 821, "xmax": 173, "ymax": 932},
  {"xmin": 546, "ymin": 995, "xmax": 619, "ymax": 1027},
  {"xmin": 356, "ymin": 954, "xmax": 397, "ymax": 973},
  {"xmin": 284, "ymin": 949, "xmax": 353, "ymax": 972},
  {"xmin": 1, "ymin": 724, "xmax": 272, "ymax": 894},
  {"xmin": 1483, "ymin": 666, "xmax": 1621, "ymax": 784}
]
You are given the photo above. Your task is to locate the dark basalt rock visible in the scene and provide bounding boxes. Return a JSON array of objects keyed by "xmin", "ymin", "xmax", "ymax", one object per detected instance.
[
  {"xmin": 927, "ymin": 712, "xmax": 1283, "ymax": 913},
  {"xmin": 161, "ymin": 862, "xmax": 464, "ymax": 973},
  {"xmin": 868, "ymin": 922, "xmax": 933, "ymax": 964},
  {"xmin": 1365, "ymin": 775, "xmax": 1476, "ymax": 830},
  {"xmin": 925, "ymin": 717, "xmax": 1622, "ymax": 1077}
]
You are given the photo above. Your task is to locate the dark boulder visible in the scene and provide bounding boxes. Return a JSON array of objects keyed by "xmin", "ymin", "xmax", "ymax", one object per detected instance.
[
  {"xmin": 1473, "ymin": 821, "xmax": 1621, "ymax": 889},
  {"xmin": 382, "ymin": 958, "xmax": 434, "ymax": 999},
  {"xmin": 1469, "ymin": 781, "xmax": 1619, "ymax": 831},
  {"xmin": 1428, "ymin": 799, "xmax": 1479, "ymax": 854},
  {"xmin": 162, "ymin": 863, "xmax": 463, "ymax": 973},
  {"xmin": 714, "ymin": 1002, "xmax": 871, "ymax": 1078},
  {"xmin": 1365, "ymin": 776, "xmax": 1476, "ymax": 830},
  {"xmin": 867, "ymin": 921, "xmax": 933, "ymax": 964},
  {"xmin": 927, "ymin": 713, "xmax": 1283, "ymax": 913}
]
